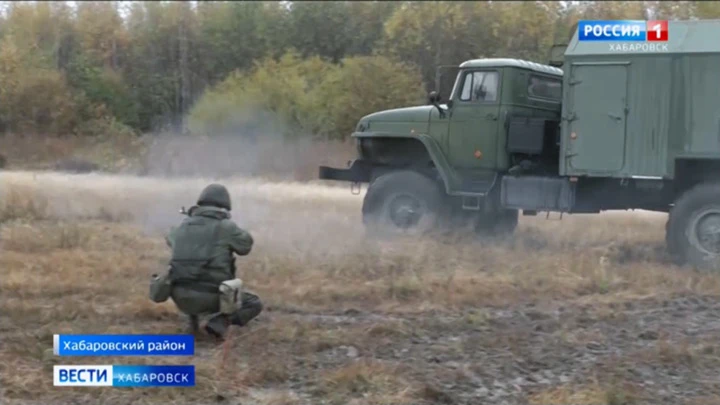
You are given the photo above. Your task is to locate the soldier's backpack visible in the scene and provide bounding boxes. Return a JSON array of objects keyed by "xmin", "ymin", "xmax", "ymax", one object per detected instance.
[{"xmin": 167, "ymin": 218, "xmax": 226, "ymax": 292}]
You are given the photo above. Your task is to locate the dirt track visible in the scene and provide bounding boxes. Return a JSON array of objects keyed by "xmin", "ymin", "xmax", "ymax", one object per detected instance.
[
  {"xmin": 1, "ymin": 171, "xmax": 719, "ymax": 405},
  {"xmin": 281, "ymin": 294, "xmax": 720, "ymax": 405}
]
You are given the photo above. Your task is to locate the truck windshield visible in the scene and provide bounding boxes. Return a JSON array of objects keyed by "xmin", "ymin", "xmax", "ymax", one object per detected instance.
[{"xmin": 528, "ymin": 75, "xmax": 562, "ymax": 102}]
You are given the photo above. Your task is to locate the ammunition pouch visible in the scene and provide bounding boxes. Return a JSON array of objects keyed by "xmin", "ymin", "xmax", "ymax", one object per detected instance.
[
  {"xmin": 218, "ymin": 278, "xmax": 243, "ymax": 315},
  {"xmin": 149, "ymin": 269, "xmax": 172, "ymax": 303}
]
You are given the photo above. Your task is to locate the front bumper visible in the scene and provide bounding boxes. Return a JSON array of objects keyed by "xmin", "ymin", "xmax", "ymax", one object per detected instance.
[{"xmin": 318, "ymin": 159, "xmax": 372, "ymax": 183}]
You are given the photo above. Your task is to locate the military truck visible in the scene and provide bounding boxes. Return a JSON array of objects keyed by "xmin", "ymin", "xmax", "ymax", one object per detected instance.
[{"xmin": 318, "ymin": 20, "xmax": 720, "ymax": 269}]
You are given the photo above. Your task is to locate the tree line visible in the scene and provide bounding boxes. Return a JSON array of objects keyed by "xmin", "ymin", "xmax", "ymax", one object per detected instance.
[{"xmin": 0, "ymin": 1, "xmax": 717, "ymax": 140}]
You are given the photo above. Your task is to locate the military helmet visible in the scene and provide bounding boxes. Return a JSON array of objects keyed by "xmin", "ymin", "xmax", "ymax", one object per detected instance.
[{"xmin": 197, "ymin": 183, "xmax": 232, "ymax": 211}]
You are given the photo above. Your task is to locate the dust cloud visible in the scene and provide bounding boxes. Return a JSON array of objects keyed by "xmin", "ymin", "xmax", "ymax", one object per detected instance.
[
  {"xmin": 1, "ymin": 104, "xmax": 371, "ymax": 260},
  {"xmin": 140, "ymin": 108, "xmax": 353, "ymax": 181},
  {"xmin": 0, "ymin": 106, "xmax": 665, "ymax": 259},
  {"xmin": 0, "ymin": 170, "xmax": 367, "ymax": 257}
]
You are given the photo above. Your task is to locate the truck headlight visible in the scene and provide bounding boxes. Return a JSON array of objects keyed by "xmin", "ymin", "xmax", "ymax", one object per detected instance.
[{"xmin": 357, "ymin": 138, "xmax": 374, "ymax": 159}]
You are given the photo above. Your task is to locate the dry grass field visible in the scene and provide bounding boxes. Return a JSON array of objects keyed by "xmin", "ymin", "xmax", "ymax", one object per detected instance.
[{"xmin": 2, "ymin": 160, "xmax": 720, "ymax": 404}]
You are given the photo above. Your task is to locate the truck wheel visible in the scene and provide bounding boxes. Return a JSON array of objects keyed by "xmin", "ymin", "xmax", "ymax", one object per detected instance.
[
  {"xmin": 362, "ymin": 170, "xmax": 445, "ymax": 236},
  {"xmin": 474, "ymin": 209, "xmax": 519, "ymax": 237},
  {"xmin": 666, "ymin": 183, "xmax": 720, "ymax": 269}
]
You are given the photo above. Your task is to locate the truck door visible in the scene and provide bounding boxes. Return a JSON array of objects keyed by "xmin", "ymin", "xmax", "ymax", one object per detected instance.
[
  {"xmin": 566, "ymin": 63, "xmax": 628, "ymax": 173},
  {"xmin": 447, "ymin": 69, "xmax": 502, "ymax": 170}
]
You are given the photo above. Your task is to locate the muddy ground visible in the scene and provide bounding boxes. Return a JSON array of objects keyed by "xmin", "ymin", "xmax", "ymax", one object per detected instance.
[{"xmin": 199, "ymin": 292, "xmax": 720, "ymax": 405}]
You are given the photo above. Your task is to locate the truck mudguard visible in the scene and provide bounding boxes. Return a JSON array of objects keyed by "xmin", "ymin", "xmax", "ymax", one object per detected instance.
[{"xmin": 352, "ymin": 131, "xmax": 456, "ymax": 194}]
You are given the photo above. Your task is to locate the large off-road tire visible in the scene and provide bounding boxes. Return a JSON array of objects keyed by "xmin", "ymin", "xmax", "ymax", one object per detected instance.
[
  {"xmin": 474, "ymin": 209, "xmax": 519, "ymax": 237},
  {"xmin": 362, "ymin": 170, "xmax": 445, "ymax": 237},
  {"xmin": 666, "ymin": 183, "xmax": 720, "ymax": 269}
]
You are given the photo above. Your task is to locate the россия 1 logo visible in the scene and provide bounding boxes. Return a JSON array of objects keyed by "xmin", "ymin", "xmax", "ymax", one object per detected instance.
[{"xmin": 578, "ymin": 20, "xmax": 669, "ymax": 42}]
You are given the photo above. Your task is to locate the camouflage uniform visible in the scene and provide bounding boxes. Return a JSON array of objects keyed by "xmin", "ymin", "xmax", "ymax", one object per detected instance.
[{"xmin": 165, "ymin": 184, "xmax": 262, "ymax": 338}]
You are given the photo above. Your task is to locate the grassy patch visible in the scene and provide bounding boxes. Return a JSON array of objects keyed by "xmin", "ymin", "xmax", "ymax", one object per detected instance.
[
  {"xmin": 528, "ymin": 382, "xmax": 642, "ymax": 405},
  {"xmin": 315, "ymin": 359, "xmax": 417, "ymax": 405}
]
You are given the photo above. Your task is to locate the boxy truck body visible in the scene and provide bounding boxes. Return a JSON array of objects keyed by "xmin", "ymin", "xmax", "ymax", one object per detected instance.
[{"xmin": 560, "ymin": 20, "xmax": 720, "ymax": 183}]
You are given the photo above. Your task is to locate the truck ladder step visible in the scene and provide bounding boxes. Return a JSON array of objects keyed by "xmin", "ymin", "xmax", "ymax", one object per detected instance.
[
  {"xmin": 462, "ymin": 196, "xmax": 481, "ymax": 211},
  {"xmin": 460, "ymin": 179, "xmax": 494, "ymax": 194}
]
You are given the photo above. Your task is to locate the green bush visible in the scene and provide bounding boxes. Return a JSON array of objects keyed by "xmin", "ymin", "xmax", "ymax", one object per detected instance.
[
  {"xmin": 75, "ymin": 115, "xmax": 137, "ymax": 138},
  {"xmin": 0, "ymin": 68, "xmax": 78, "ymax": 135},
  {"xmin": 0, "ymin": 36, "xmax": 78, "ymax": 135},
  {"xmin": 187, "ymin": 51, "xmax": 426, "ymax": 140},
  {"xmin": 66, "ymin": 56, "xmax": 141, "ymax": 130},
  {"xmin": 315, "ymin": 55, "xmax": 426, "ymax": 140},
  {"xmin": 188, "ymin": 51, "xmax": 336, "ymax": 138}
]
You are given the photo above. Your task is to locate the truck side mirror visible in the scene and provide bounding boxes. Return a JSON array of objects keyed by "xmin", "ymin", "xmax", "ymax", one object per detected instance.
[{"xmin": 428, "ymin": 91, "xmax": 447, "ymax": 118}]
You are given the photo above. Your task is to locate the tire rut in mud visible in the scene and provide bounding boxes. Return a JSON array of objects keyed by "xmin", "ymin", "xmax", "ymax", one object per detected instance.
[{"xmin": 248, "ymin": 294, "xmax": 720, "ymax": 404}]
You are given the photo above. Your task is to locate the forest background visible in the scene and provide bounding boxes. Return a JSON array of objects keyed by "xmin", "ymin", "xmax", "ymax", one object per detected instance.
[{"xmin": 0, "ymin": 1, "xmax": 717, "ymax": 176}]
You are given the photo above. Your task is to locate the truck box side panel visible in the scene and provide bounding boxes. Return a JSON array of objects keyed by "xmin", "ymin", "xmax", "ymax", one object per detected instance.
[
  {"xmin": 688, "ymin": 54, "xmax": 720, "ymax": 154},
  {"xmin": 625, "ymin": 56, "xmax": 672, "ymax": 178},
  {"xmin": 666, "ymin": 55, "xmax": 690, "ymax": 177},
  {"xmin": 562, "ymin": 56, "xmax": 674, "ymax": 179},
  {"xmin": 668, "ymin": 53, "xmax": 720, "ymax": 173},
  {"xmin": 562, "ymin": 20, "xmax": 720, "ymax": 180}
]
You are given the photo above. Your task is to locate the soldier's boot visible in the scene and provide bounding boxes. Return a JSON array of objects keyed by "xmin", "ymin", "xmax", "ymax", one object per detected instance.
[
  {"xmin": 230, "ymin": 292, "xmax": 263, "ymax": 327},
  {"xmin": 204, "ymin": 314, "xmax": 229, "ymax": 340},
  {"xmin": 187, "ymin": 315, "xmax": 200, "ymax": 335},
  {"xmin": 205, "ymin": 293, "xmax": 263, "ymax": 339}
]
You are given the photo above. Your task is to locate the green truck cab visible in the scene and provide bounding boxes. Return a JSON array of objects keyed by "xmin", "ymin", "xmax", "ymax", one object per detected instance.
[{"xmin": 319, "ymin": 20, "xmax": 720, "ymax": 269}]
